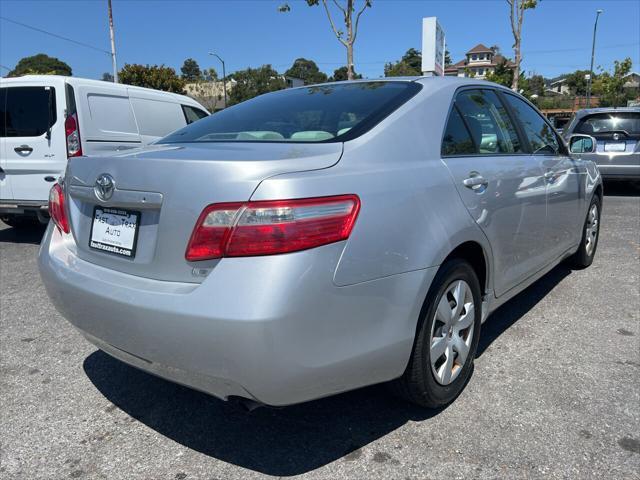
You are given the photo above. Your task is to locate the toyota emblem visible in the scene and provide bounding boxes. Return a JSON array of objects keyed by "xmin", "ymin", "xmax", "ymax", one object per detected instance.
[
  {"xmin": 612, "ymin": 133, "xmax": 620, "ymax": 141},
  {"xmin": 94, "ymin": 173, "xmax": 115, "ymax": 201}
]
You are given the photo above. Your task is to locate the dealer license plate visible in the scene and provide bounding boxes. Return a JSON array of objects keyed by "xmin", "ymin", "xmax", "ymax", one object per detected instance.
[{"xmin": 89, "ymin": 207, "xmax": 140, "ymax": 258}]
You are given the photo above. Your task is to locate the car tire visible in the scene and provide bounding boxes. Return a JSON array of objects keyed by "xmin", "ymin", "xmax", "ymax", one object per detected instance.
[
  {"xmin": 569, "ymin": 194, "xmax": 601, "ymax": 269},
  {"xmin": 391, "ymin": 258, "xmax": 481, "ymax": 408}
]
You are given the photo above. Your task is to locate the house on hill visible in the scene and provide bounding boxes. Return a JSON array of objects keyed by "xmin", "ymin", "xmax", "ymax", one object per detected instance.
[{"xmin": 445, "ymin": 44, "xmax": 515, "ymax": 79}]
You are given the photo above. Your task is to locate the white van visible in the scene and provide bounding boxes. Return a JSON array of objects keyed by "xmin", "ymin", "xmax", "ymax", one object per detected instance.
[{"xmin": 0, "ymin": 75, "xmax": 209, "ymax": 226}]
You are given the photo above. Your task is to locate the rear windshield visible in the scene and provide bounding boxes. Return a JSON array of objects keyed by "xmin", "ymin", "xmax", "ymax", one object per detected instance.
[
  {"xmin": 575, "ymin": 112, "xmax": 640, "ymax": 136},
  {"xmin": 159, "ymin": 81, "xmax": 421, "ymax": 144}
]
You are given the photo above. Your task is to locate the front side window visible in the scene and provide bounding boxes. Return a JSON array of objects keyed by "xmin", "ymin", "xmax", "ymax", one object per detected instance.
[
  {"xmin": 0, "ymin": 86, "xmax": 56, "ymax": 137},
  {"xmin": 454, "ymin": 89, "xmax": 522, "ymax": 154},
  {"xmin": 503, "ymin": 93, "xmax": 560, "ymax": 154},
  {"xmin": 159, "ymin": 82, "xmax": 422, "ymax": 144}
]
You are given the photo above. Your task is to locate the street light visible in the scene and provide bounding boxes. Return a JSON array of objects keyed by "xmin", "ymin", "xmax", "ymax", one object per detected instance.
[
  {"xmin": 586, "ymin": 9, "xmax": 603, "ymax": 108},
  {"xmin": 208, "ymin": 52, "xmax": 227, "ymax": 109}
]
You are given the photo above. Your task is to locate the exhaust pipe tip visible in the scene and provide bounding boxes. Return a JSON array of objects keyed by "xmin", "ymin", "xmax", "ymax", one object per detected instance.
[{"xmin": 228, "ymin": 396, "xmax": 264, "ymax": 412}]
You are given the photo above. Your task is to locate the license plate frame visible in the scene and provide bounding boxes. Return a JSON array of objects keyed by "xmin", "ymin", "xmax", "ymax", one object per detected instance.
[
  {"xmin": 89, "ymin": 206, "xmax": 141, "ymax": 259},
  {"xmin": 604, "ymin": 142, "xmax": 626, "ymax": 152}
]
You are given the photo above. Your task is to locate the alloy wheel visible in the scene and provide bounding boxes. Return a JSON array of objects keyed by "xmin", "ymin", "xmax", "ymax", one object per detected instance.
[{"xmin": 429, "ymin": 279, "xmax": 475, "ymax": 386}]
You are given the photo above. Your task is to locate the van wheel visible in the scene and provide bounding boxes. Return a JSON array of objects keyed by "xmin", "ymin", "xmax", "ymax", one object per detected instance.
[
  {"xmin": 392, "ymin": 259, "xmax": 481, "ymax": 408},
  {"xmin": 569, "ymin": 195, "xmax": 601, "ymax": 269}
]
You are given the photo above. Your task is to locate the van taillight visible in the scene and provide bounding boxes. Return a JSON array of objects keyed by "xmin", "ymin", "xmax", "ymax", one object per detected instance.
[
  {"xmin": 49, "ymin": 183, "xmax": 70, "ymax": 234},
  {"xmin": 185, "ymin": 195, "xmax": 360, "ymax": 261},
  {"xmin": 65, "ymin": 113, "xmax": 82, "ymax": 157}
]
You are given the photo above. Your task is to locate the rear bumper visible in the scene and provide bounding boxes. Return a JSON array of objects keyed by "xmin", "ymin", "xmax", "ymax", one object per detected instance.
[{"xmin": 38, "ymin": 225, "xmax": 435, "ymax": 406}]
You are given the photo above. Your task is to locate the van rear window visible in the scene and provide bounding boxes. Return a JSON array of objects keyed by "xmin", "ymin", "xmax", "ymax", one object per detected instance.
[
  {"xmin": 159, "ymin": 81, "xmax": 422, "ymax": 144},
  {"xmin": 0, "ymin": 86, "xmax": 57, "ymax": 137}
]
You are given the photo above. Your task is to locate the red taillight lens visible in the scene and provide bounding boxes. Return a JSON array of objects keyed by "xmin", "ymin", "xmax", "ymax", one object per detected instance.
[
  {"xmin": 185, "ymin": 195, "xmax": 360, "ymax": 261},
  {"xmin": 49, "ymin": 183, "xmax": 70, "ymax": 234},
  {"xmin": 65, "ymin": 113, "xmax": 82, "ymax": 157}
]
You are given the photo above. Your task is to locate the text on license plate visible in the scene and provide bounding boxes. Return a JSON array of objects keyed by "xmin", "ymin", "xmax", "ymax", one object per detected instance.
[
  {"xmin": 89, "ymin": 207, "xmax": 140, "ymax": 258},
  {"xmin": 604, "ymin": 142, "xmax": 626, "ymax": 152}
]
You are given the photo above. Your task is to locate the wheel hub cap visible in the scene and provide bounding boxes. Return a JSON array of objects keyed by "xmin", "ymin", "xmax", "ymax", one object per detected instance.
[{"xmin": 429, "ymin": 279, "xmax": 475, "ymax": 386}]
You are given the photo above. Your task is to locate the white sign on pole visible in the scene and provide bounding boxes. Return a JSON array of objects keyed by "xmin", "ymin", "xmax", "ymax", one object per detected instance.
[{"xmin": 421, "ymin": 17, "xmax": 446, "ymax": 76}]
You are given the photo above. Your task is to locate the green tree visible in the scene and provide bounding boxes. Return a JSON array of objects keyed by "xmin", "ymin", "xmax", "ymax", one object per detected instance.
[
  {"xmin": 565, "ymin": 70, "xmax": 592, "ymax": 96},
  {"xmin": 285, "ymin": 58, "xmax": 328, "ymax": 84},
  {"xmin": 485, "ymin": 58, "xmax": 513, "ymax": 87},
  {"xmin": 506, "ymin": 0, "xmax": 538, "ymax": 91},
  {"xmin": 101, "ymin": 72, "xmax": 114, "ymax": 82},
  {"xmin": 228, "ymin": 65, "xmax": 286, "ymax": 105},
  {"xmin": 181, "ymin": 58, "xmax": 202, "ymax": 82},
  {"xmin": 528, "ymin": 74, "xmax": 545, "ymax": 96},
  {"xmin": 8, "ymin": 53, "xmax": 72, "ymax": 77},
  {"xmin": 202, "ymin": 67, "xmax": 218, "ymax": 82},
  {"xmin": 444, "ymin": 49, "xmax": 452, "ymax": 67},
  {"xmin": 119, "ymin": 64, "xmax": 185, "ymax": 93},
  {"xmin": 384, "ymin": 48, "xmax": 422, "ymax": 77},
  {"xmin": 329, "ymin": 66, "xmax": 362, "ymax": 81},
  {"xmin": 597, "ymin": 58, "xmax": 633, "ymax": 107},
  {"xmin": 291, "ymin": 0, "xmax": 372, "ymax": 80}
]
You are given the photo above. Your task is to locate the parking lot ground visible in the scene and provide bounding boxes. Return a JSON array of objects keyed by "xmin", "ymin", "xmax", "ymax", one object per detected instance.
[{"xmin": 1, "ymin": 182, "xmax": 639, "ymax": 480}]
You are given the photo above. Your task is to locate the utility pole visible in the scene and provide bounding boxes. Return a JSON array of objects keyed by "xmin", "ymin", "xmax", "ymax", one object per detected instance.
[
  {"xmin": 208, "ymin": 52, "xmax": 227, "ymax": 108},
  {"xmin": 586, "ymin": 9, "xmax": 603, "ymax": 108},
  {"xmin": 107, "ymin": 0, "xmax": 118, "ymax": 83}
]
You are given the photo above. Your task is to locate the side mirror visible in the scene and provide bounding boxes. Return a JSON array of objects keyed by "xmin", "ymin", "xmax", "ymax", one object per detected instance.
[{"xmin": 569, "ymin": 134, "xmax": 596, "ymax": 154}]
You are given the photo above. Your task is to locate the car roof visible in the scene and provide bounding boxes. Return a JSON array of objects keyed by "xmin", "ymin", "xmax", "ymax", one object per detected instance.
[{"xmin": 0, "ymin": 74, "xmax": 208, "ymax": 111}]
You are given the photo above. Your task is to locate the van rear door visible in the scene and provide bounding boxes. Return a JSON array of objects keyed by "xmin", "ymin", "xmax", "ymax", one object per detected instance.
[{"xmin": 0, "ymin": 80, "xmax": 65, "ymax": 203}]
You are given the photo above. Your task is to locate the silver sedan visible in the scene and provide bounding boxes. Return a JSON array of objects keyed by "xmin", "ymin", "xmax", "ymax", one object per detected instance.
[{"xmin": 38, "ymin": 78, "xmax": 602, "ymax": 408}]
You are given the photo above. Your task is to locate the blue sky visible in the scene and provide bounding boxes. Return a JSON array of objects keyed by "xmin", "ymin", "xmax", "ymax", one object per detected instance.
[{"xmin": 0, "ymin": 0, "xmax": 638, "ymax": 80}]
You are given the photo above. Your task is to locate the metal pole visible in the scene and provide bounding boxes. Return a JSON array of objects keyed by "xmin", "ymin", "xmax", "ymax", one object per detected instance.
[
  {"xmin": 586, "ymin": 9, "xmax": 603, "ymax": 108},
  {"xmin": 209, "ymin": 52, "xmax": 227, "ymax": 109},
  {"xmin": 107, "ymin": 0, "xmax": 118, "ymax": 83}
]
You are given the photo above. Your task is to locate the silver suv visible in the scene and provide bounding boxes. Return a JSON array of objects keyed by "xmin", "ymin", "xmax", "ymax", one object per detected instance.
[
  {"xmin": 39, "ymin": 78, "xmax": 602, "ymax": 408},
  {"xmin": 564, "ymin": 107, "xmax": 640, "ymax": 180}
]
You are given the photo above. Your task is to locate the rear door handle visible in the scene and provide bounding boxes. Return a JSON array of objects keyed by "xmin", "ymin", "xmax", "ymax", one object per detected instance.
[
  {"xmin": 463, "ymin": 174, "xmax": 488, "ymax": 191},
  {"xmin": 14, "ymin": 145, "xmax": 33, "ymax": 153}
]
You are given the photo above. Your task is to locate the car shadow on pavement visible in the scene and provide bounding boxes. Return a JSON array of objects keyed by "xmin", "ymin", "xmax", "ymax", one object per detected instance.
[
  {"xmin": 603, "ymin": 180, "xmax": 640, "ymax": 197},
  {"xmin": 0, "ymin": 224, "xmax": 46, "ymax": 244},
  {"xmin": 84, "ymin": 351, "xmax": 443, "ymax": 476},
  {"xmin": 476, "ymin": 263, "xmax": 572, "ymax": 357}
]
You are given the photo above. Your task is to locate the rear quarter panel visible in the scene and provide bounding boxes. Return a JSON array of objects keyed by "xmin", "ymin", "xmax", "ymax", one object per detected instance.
[{"xmin": 251, "ymin": 81, "xmax": 493, "ymax": 288}]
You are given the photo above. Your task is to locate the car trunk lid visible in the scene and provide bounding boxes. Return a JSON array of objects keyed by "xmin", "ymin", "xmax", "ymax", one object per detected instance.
[{"xmin": 64, "ymin": 142, "xmax": 343, "ymax": 283}]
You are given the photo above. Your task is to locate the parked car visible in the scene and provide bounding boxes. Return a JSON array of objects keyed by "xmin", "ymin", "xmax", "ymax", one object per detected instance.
[
  {"xmin": 564, "ymin": 107, "xmax": 640, "ymax": 180},
  {"xmin": 38, "ymin": 78, "xmax": 602, "ymax": 409},
  {"xmin": 0, "ymin": 75, "xmax": 209, "ymax": 227}
]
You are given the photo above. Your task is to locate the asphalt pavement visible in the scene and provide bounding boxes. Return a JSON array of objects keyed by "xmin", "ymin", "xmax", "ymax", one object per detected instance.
[{"xmin": 1, "ymin": 182, "xmax": 639, "ymax": 480}]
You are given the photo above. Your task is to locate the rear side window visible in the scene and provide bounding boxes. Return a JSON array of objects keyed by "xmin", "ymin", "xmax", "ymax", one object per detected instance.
[
  {"xmin": 442, "ymin": 107, "xmax": 476, "ymax": 155},
  {"xmin": 0, "ymin": 86, "xmax": 56, "ymax": 137},
  {"xmin": 130, "ymin": 98, "xmax": 185, "ymax": 137},
  {"xmin": 182, "ymin": 105, "xmax": 209, "ymax": 124},
  {"xmin": 503, "ymin": 93, "xmax": 560, "ymax": 154},
  {"xmin": 454, "ymin": 89, "xmax": 522, "ymax": 154},
  {"xmin": 159, "ymin": 81, "xmax": 422, "ymax": 143},
  {"xmin": 575, "ymin": 112, "xmax": 640, "ymax": 136}
]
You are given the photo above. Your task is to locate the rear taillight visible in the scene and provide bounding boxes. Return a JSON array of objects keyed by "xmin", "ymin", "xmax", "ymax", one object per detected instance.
[
  {"xmin": 49, "ymin": 183, "xmax": 70, "ymax": 234},
  {"xmin": 185, "ymin": 195, "xmax": 360, "ymax": 261},
  {"xmin": 65, "ymin": 113, "xmax": 82, "ymax": 157}
]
